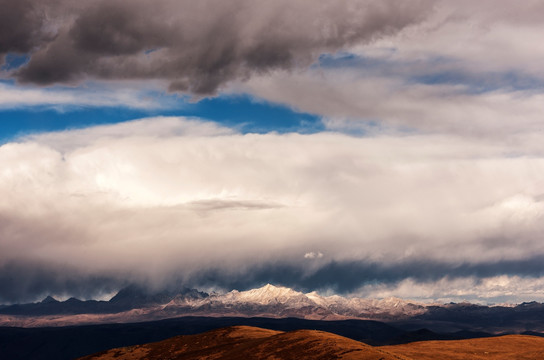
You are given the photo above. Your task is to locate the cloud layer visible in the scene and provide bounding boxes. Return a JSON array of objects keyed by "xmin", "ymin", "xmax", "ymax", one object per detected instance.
[
  {"xmin": 2, "ymin": 118, "xmax": 544, "ymax": 302},
  {"xmin": 3, "ymin": 1, "xmax": 544, "ymax": 305},
  {"xmin": 1, "ymin": 0, "xmax": 433, "ymax": 94},
  {"xmin": 230, "ymin": 0, "xmax": 544, "ymax": 137},
  {"xmin": 0, "ymin": 81, "xmax": 174, "ymax": 110}
]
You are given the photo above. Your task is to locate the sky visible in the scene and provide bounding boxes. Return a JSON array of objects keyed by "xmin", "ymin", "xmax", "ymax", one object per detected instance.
[{"xmin": 1, "ymin": 0, "xmax": 544, "ymax": 304}]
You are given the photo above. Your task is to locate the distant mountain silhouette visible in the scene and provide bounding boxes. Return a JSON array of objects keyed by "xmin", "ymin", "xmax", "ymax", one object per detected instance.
[
  {"xmin": 40, "ymin": 296, "xmax": 59, "ymax": 304},
  {"xmin": 108, "ymin": 285, "xmax": 207, "ymax": 309},
  {"xmin": 0, "ymin": 285, "xmax": 208, "ymax": 316}
]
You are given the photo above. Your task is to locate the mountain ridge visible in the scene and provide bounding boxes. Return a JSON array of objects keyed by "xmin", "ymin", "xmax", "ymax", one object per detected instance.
[{"xmin": 1, "ymin": 283, "xmax": 544, "ymax": 333}]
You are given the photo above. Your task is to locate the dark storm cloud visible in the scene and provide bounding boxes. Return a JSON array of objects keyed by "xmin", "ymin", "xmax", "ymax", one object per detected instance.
[
  {"xmin": 0, "ymin": 0, "xmax": 434, "ymax": 94},
  {"xmin": 0, "ymin": 0, "xmax": 54, "ymax": 55},
  {"xmin": 3, "ymin": 256, "xmax": 544, "ymax": 303},
  {"xmin": 0, "ymin": 261, "xmax": 124, "ymax": 304},
  {"xmin": 190, "ymin": 256, "xmax": 544, "ymax": 294}
]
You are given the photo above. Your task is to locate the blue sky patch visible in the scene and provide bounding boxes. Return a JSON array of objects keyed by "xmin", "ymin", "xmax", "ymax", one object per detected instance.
[
  {"xmin": 0, "ymin": 93, "xmax": 323, "ymax": 144},
  {"xmin": 1, "ymin": 53, "xmax": 30, "ymax": 71}
]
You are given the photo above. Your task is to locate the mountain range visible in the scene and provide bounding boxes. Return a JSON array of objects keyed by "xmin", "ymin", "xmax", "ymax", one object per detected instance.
[
  {"xmin": 1, "ymin": 284, "xmax": 544, "ymax": 333},
  {"xmin": 0, "ymin": 284, "xmax": 437, "ymax": 320}
]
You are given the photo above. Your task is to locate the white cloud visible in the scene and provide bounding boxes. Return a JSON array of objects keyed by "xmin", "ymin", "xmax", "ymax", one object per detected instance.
[
  {"xmin": 25, "ymin": 116, "xmax": 234, "ymax": 152},
  {"xmin": 370, "ymin": 0, "xmax": 544, "ymax": 78},
  {"xmin": 2, "ymin": 117, "xmax": 544, "ymax": 300},
  {"xmin": 234, "ymin": 68, "xmax": 544, "ymax": 138},
  {"xmin": 4, "ymin": 1, "xmax": 544, "ymax": 303},
  {"xmin": 352, "ymin": 275, "xmax": 544, "ymax": 304},
  {"xmin": 226, "ymin": 0, "xmax": 544, "ymax": 138},
  {"xmin": 304, "ymin": 252, "xmax": 324, "ymax": 259},
  {"xmin": 0, "ymin": 81, "xmax": 177, "ymax": 110}
]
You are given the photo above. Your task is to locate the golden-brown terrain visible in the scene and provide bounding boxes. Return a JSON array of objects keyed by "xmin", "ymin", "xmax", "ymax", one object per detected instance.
[
  {"xmin": 78, "ymin": 325, "xmax": 406, "ymax": 360},
  {"xmin": 78, "ymin": 326, "xmax": 544, "ymax": 360},
  {"xmin": 381, "ymin": 335, "xmax": 544, "ymax": 360}
]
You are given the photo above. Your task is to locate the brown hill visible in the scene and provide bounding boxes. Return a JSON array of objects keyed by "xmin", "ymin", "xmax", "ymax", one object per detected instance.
[
  {"xmin": 78, "ymin": 325, "xmax": 407, "ymax": 360},
  {"xmin": 381, "ymin": 334, "xmax": 544, "ymax": 360},
  {"xmin": 78, "ymin": 326, "xmax": 544, "ymax": 360}
]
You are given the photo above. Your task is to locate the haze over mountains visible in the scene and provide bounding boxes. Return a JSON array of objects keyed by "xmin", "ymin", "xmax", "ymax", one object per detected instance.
[{"xmin": 2, "ymin": 284, "xmax": 544, "ymax": 334}]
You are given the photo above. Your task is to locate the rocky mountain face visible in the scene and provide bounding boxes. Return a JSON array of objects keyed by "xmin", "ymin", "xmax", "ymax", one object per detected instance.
[
  {"xmin": 160, "ymin": 284, "xmax": 427, "ymax": 320},
  {"xmin": 109, "ymin": 285, "xmax": 208, "ymax": 309}
]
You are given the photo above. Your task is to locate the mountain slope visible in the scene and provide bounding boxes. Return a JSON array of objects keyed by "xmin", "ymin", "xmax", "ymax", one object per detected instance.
[
  {"xmin": 78, "ymin": 325, "xmax": 408, "ymax": 360},
  {"xmin": 78, "ymin": 327, "xmax": 544, "ymax": 360},
  {"xmin": 0, "ymin": 316, "xmax": 414, "ymax": 360},
  {"xmin": 382, "ymin": 334, "xmax": 544, "ymax": 360},
  {"xmin": 161, "ymin": 284, "xmax": 425, "ymax": 321}
]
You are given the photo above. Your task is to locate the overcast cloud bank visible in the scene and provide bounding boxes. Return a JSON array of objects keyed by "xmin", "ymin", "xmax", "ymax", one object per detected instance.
[
  {"xmin": 1, "ymin": 118, "xmax": 544, "ymax": 303},
  {"xmin": 1, "ymin": 0, "xmax": 433, "ymax": 94},
  {"xmin": 2, "ymin": 0, "xmax": 544, "ymax": 304}
]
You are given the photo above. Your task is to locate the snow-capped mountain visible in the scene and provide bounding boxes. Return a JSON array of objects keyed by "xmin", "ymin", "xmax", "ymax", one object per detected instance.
[
  {"xmin": 306, "ymin": 293, "xmax": 427, "ymax": 319},
  {"xmin": 2, "ymin": 284, "xmax": 544, "ymax": 329},
  {"xmin": 160, "ymin": 284, "xmax": 330, "ymax": 319},
  {"xmin": 160, "ymin": 284, "xmax": 425, "ymax": 320},
  {"xmin": 220, "ymin": 284, "xmax": 315, "ymax": 306},
  {"xmin": 7, "ymin": 283, "xmax": 539, "ymax": 328}
]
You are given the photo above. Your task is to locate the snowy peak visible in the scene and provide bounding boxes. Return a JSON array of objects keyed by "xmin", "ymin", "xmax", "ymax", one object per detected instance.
[
  {"xmin": 223, "ymin": 284, "xmax": 313, "ymax": 306},
  {"xmin": 161, "ymin": 284, "xmax": 428, "ymax": 320},
  {"xmin": 304, "ymin": 291, "xmax": 330, "ymax": 307},
  {"xmin": 240, "ymin": 284, "xmax": 301, "ymax": 301},
  {"xmin": 106, "ymin": 284, "xmax": 425, "ymax": 320},
  {"xmin": 3, "ymin": 284, "xmax": 518, "ymax": 323}
]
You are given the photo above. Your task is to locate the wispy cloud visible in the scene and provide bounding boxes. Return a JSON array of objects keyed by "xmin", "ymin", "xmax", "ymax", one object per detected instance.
[{"xmin": 0, "ymin": 81, "xmax": 179, "ymax": 110}]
